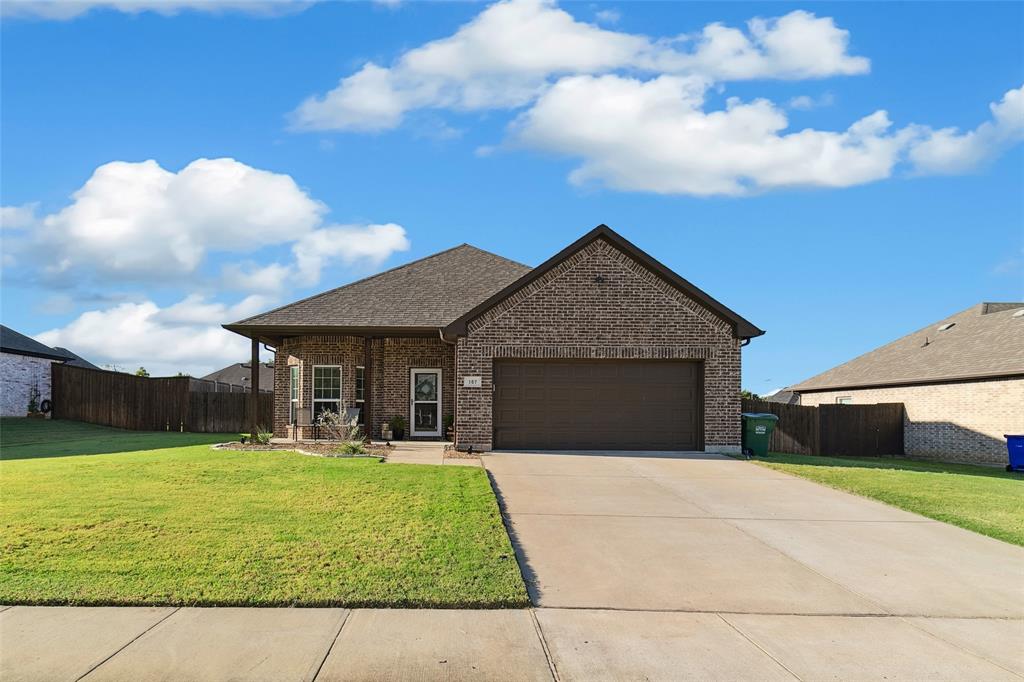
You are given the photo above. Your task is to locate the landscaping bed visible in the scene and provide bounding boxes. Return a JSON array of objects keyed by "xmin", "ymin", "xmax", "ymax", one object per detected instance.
[
  {"xmin": 754, "ymin": 452, "xmax": 1024, "ymax": 546},
  {"xmin": 0, "ymin": 419, "xmax": 528, "ymax": 607},
  {"xmin": 215, "ymin": 440, "xmax": 392, "ymax": 458}
]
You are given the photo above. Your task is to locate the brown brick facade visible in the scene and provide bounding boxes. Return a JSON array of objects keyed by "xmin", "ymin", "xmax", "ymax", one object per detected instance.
[
  {"xmin": 798, "ymin": 378, "xmax": 1024, "ymax": 465},
  {"xmin": 273, "ymin": 335, "xmax": 454, "ymax": 440},
  {"xmin": 453, "ymin": 239, "xmax": 742, "ymax": 452}
]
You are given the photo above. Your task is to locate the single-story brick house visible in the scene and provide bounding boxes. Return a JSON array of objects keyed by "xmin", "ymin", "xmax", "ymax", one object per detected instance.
[
  {"xmin": 0, "ymin": 325, "xmax": 73, "ymax": 417},
  {"xmin": 791, "ymin": 302, "xmax": 1024, "ymax": 465},
  {"xmin": 224, "ymin": 225, "xmax": 763, "ymax": 452}
]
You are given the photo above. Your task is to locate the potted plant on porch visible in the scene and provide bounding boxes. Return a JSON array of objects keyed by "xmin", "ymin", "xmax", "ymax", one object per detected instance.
[{"xmin": 389, "ymin": 415, "xmax": 406, "ymax": 441}]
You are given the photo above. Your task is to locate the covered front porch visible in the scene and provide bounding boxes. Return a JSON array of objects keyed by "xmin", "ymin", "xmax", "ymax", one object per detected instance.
[{"xmin": 263, "ymin": 334, "xmax": 456, "ymax": 443}]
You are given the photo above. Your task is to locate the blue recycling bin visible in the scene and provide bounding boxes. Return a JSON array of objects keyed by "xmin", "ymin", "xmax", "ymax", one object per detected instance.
[{"xmin": 1005, "ymin": 435, "xmax": 1024, "ymax": 472}]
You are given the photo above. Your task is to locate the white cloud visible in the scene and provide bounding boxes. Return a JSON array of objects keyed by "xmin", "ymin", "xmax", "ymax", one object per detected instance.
[
  {"xmin": 291, "ymin": 1, "xmax": 869, "ymax": 131},
  {"xmin": 594, "ymin": 8, "xmax": 619, "ymax": 25},
  {"xmin": 292, "ymin": 223, "xmax": 411, "ymax": 286},
  {"xmin": 677, "ymin": 11, "xmax": 868, "ymax": 81},
  {"xmin": 36, "ymin": 295, "xmax": 272, "ymax": 377},
  {"xmin": 908, "ymin": 85, "xmax": 1024, "ymax": 175},
  {"xmin": 221, "ymin": 262, "xmax": 293, "ymax": 293},
  {"xmin": 8, "ymin": 157, "xmax": 410, "ymax": 290},
  {"xmin": 1, "ymin": 0, "xmax": 313, "ymax": 20},
  {"xmin": 0, "ymin": 203, "xmax": 39, "ymax": 229},
  {"xmin": 788, "ymin": 92, "xmax": 835, "ymax": 110},
  {"xmin": 33, "ymin": 158, "xmax": 323, "ymax": 280},
  {"xmin": 511, "ymin": 74, "xmax": 913, "ymax": 196}
]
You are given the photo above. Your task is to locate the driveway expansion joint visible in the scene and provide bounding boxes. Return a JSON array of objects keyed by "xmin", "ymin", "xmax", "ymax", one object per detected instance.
[
  {"xmin": 529, "ymin": 608, "xmax": 560, "ymax": 682},
  {"xmin": 76, "ymin": 606, "xmax": 180, "ymax": 681},
  {"xmin": 309, "ymin": 608, "xmax": 350, "ymax": 682}
]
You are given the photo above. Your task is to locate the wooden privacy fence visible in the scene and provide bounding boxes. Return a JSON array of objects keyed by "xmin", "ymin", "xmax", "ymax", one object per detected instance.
[
  {"xmin": 51, "ymin": 364, "xmax": 273, "ymax": 433},
  {"xmin": 742, "ymin": 398, "xmax": 904, "ymax": 457}
]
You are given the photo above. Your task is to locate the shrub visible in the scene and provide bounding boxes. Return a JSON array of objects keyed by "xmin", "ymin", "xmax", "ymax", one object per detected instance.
[
  {"xmin": 317, "ymin": 409, "xmax": 363, "ymax": 442},
  {"xmin": 336, "ymin": 440, "xmax": 367, "ymax": 456},
  {"xmin": 26, "ymin": 385, "xmax": 40, "ymax": 414},
  {"xmin": 253, "ymin": 427, "xmax": 273, "ymax": 445},
  {"xmin": 389, "ymin": 415, "xmax": 406, "ymax": 431}
]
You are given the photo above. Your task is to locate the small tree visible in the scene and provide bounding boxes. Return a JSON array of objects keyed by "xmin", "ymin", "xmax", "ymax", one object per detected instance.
[
  {"xmin": 27, "ymin": 384, "xmax": 40, "ymax": 414},
  {"xmin": 135, "ymin": 367, "xmax": 150, "ymax": 377},
  {"xmin": 740, "ymin": 389, "xmax": 761, "ymax": 400}
]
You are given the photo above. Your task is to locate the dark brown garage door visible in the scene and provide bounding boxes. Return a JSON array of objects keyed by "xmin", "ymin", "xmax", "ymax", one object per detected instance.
[{"xmin": 493, "ymin": 360, "xmax": 702, "ymax": 450}]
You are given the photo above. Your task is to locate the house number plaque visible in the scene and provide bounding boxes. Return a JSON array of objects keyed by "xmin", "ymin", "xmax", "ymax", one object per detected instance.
[{"xmin": 463, "ymin": 376, "xmax": 482, "ymax": 388}]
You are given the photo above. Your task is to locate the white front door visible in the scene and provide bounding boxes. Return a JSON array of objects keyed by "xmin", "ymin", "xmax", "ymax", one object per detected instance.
[{"xmin": 410, "ymin": 368, "xmax": 442, "ymax": 437}]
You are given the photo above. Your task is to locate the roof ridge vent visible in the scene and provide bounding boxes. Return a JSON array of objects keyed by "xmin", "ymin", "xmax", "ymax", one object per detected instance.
[{"xmin": 936, "ymin": 322, "xmax": 955, "ymax": 331}]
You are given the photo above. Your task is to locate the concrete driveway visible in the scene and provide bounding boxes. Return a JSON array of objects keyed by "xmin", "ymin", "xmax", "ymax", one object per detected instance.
[{"xmin": 486, "ymin": 450, "xmax": 1024, "ymax": 679}]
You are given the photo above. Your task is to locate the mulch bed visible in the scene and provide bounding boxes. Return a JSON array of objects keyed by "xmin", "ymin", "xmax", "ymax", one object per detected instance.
[{"xmin": 215, "ymin": 441, "xmax": 392, "ymax": 458}]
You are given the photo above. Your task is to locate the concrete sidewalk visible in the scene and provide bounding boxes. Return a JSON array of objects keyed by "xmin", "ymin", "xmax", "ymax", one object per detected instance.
[{"xmin": 3, "ymin": 605, "xmax": 1021, "ymax": 681}]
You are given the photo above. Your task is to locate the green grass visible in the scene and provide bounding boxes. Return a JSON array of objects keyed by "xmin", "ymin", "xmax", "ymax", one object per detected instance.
[
  {"xmin": 755, "ymin": 453, "xmax": 1024, "ymax": 546},
  {"xmin": 1, "ymin": 418, "xmax": 232, "ymax": 460},
  {"xmin": 0, "ymin": 419, "xmax": 528, "ymax": 607}
]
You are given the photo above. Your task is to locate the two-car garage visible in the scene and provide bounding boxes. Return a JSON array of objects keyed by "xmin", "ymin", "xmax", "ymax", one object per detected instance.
[{"xmin": 492, "ymin": 360, "xmax": 703, "ymax": 451}]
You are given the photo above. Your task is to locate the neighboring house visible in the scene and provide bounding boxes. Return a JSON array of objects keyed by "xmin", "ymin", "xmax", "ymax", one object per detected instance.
[
  {"xmin": 765, "ymin": 389, "xmax": 799, "ymax": 405},
  {"xmin": 791, "ymin": 302, "xmax": 1024, "ymax": 465},
  {"xmin": 225, "ymin": 225, "xmax": 763, "ymax": 452},
  {"xmin": 51, "ymin": 347, "xmax": 101, "ymax": 370},
  {"xmin": 0, "ymin": 325, "xmax": 71, "ymax": 417},
  {"xmin": 201, "ymin": 362, "xmax": 275, "ymax": 393}
]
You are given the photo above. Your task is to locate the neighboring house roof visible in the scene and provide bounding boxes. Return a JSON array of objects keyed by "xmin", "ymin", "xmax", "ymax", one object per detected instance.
[
  {"xmin": 443, "ymin": 225, "xmax": 764, "ymax": 340},
  {"xmin": 791, "ymin": 302, "xmax": 1024, "ymax": 392},
  {"xmin": 0, "ymin": 325, "xmax": 70, "ymax": 361},
  {"xmin": 225, "ymin": 244, "xmax": 531, "ymax": 342},
  {"xmin": 51, "ymin": 347, "xmax": 101, "ymax": 370},
  {"xmin": 201, "ymin": 362, "xmax": 275, "ymax": 388},
  {"xmin": 765, "ymin": 390, "xmax": 800, "ymax": 405}
]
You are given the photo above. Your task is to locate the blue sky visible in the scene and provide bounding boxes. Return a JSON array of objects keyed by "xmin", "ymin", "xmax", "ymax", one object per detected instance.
[{"xmin": 1, "ymin": 0, "xmax": 1022, "ymax": 389}]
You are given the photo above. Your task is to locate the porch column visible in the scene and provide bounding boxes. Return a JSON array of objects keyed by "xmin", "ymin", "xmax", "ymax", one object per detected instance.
[
  {"xmin": 249, "ymin": 337, "xmax": 260, "ymax": 437},
  {"xmin": 363, "ymin": 336, "xmax": 373, "ymax": 439}
]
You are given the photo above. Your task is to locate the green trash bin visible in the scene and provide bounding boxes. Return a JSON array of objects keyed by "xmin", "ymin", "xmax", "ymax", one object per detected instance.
[{"xmin": 741, "ymin": 413, "xmax": 779, "ymax": 459}]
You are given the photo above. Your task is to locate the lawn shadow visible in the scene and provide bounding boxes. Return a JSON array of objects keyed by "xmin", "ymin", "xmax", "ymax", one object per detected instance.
[
  {"xmin": 762, "ymin": 452, "xmax": 1022, "ymax": 481},
  {"xmin": 484, "ymin": 468, "xmax": 542, "ymax": 606},
  {"xmin": 1, "ymin": 429, "xmax": 236, "ymax": 461}
]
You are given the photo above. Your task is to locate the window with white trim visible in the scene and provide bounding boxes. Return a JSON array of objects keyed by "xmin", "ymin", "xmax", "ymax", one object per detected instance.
[
  {"xmin": 312, "ymin": 365, "xmax": 342, "ymax": 420},
  {"xmin": 289, "ymin": 365, "xmax": 300, "ymax": 423},
  {"xmin": 355, "ymin": 366, "xmax": 365, "ymax": 424},
  {"xmin": 837, "ymin": 396, "xmax": 853, "ymax": 405}
]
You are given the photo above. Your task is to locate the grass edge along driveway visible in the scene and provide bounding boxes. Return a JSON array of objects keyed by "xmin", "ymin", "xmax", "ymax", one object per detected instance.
[
  {"xmin": 754, "ymin": 453, "xmax": 1023, "ymax": 546},
  {"xmin": 0, "ymin": 421, "xmax": 528, "ymax": 608}
]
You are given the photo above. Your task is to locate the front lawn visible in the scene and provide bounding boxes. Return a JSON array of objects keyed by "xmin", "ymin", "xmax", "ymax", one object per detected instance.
[
  {"xmin": 0, "ymin": 420, "xmax": 527, "ymax": 607},
  {"xmin": 755, "ymin": 453, "xmax": 1024, "ymax": 546}
]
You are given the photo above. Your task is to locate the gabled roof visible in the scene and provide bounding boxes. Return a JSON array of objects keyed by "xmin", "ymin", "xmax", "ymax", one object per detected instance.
[
  {"xmin": 442, "ymin": 225, "xmax": 764, "ymax": 340},
  {"xmin": 791, "ymin": 302, "xmax": 1024, "ymax": 392},
  {"xmin": 0, "ymin": 325, "xmax": 70, "ymax": 361},
  {"xmin": 52, "ymin": 347, "xmax": 101, "ymax": 370},
  {"xmin": 224, "ymin": 244, "xmax": 531, "ymax": 340},
  {"xmin": 201, "ymin": 362, "xmax": 275, "ymax": 387}
]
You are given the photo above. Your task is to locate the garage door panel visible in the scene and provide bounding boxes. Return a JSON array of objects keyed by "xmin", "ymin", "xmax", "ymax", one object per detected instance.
[{"xmin": 493, "ymin": 360, "xmax": 702, "ymax": 451}]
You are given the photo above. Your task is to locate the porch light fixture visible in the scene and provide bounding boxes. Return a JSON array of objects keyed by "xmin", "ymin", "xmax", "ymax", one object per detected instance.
[{"xmin": 594, "ymin": 275, "xmax": 606, "ymax": 284}]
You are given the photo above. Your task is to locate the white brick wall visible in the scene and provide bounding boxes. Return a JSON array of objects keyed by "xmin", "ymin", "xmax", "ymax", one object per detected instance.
[
  {"xmin": 799, "ymin": 378, "xmax": 1024, "ymax": 465},
  {"xmin": 1, "ymin": 352, "xmax": 57, "ymax": 417}
]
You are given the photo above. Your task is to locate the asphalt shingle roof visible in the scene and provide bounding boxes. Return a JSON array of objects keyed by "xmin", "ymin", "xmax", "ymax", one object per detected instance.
[
  {"xmin": 230, "ymin": 244, "xmax": 531, "ymax": 329},
  {"xmin": 0, "ymin": 325, "xmax": 70, "ymax": 361},
  {"xmin": 201, "ymin": 362, "xmax": 275, "ymax": 387},
  {"xmin": 52, "ymin": 347, "xmax": 101, "ymax": 370},
  {"xmin": 791, "ymin": 302, "xmax": 1024, "ymax": 391}
]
